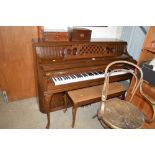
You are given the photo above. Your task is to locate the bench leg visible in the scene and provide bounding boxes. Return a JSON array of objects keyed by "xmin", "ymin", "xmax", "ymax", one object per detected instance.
[
  {"xmin": 72, "ymin": 106, "xmax": 77, "ymax": 128},
  {"xmin": 118, "ymin": 91, "xmax": 126, "ymax": 100},
  {"xmin": 121, "ymin": 92, "xmax": 126, "ymax": 100},
  {"xmin": 46, "ymin": 112, "xmax": 50, "ymax": 129}
]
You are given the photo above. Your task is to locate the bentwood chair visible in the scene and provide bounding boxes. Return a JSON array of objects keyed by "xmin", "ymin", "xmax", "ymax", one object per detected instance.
[{"xmin": 98, "ymin": 60, "xmax": 148, "ymax": 129}]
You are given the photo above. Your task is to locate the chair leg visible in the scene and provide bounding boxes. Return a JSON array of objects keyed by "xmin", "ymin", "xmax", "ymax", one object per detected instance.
[
  {"xmin": 72, "ymin": 106, "xmax": 77, "ymax": 128},
  {"xmin": 99, "ymin": 120, "xmax": 110, "ymax": 129},
  {"xmin": 92, "ymin": 113, "xmax": 97, "ymax": 119},
  {"xmin": 46, "ymin": 112, "xmax": 50, "ymax": 129},
  {"xmin": 92, "ymin": 109, "xmax": 100, "ymax": 119}
]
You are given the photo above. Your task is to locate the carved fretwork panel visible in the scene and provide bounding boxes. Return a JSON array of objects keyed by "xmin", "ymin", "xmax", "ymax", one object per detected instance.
[
  {"xmin": 64, "ymin": 44, "xmax": 126, "ymax": 59},
  {"xmin": 35, "ymin": 43, "xmax": 127, "ymax": 60}
]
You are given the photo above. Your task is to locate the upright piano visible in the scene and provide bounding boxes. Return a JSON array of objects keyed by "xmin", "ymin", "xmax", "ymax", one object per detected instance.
[{"xmin": 33, "ymin": 38, "xmax": 136, "ymax": 128}]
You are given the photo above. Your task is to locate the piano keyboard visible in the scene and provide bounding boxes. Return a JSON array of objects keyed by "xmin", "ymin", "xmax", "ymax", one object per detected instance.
[{"xmin": 50, "ymin": 71, "xmax": 128, "ymax": 85}]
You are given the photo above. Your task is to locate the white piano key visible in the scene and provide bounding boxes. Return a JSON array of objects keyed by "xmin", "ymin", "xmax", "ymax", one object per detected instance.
[{"xmin": 51, "ymin": 70, "xmax": 128, "ymax": 85}]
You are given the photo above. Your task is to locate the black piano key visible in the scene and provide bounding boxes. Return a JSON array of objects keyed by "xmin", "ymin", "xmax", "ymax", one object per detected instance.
[
  {"xmin": 94, "ymin": 72, "xmax": 99, "ymax": 75},
  {"xmin": 70, "ymin": 75, "xmax": 73, "ymax": 78},
  {"xmin": 65, "ymin": 76, "xmax": 68, "ymax": 80},
  {"xmin": 96, "ymin": 72, "xmax": 100, "ymax": 75},
  {"xmin": 60, "ymin": 77, "xmax": 64, "ymax": 80},
  {"xmin": 90, "ymin": 72, "xmax": 96, "ymax": 75},
  {"xmin": 98, "ymin": 71, "xmax": 104, "ymax": 74},
  {"xmin": 57, "ymin": 77, "xmax": 61, "ymax": 81},
  {"xmin": 84, "ymin": 73, "xmax": 88, "ymax": 76},
  {"xmin": 70, "ymin": 75, "xmax": 74, "ymax": 79},
  {"xmin": 77, "ymin": 74, "xmax": 80, "ymax": 77},
  {"xmin": 87, "ymin": 72, "xmax": 93, "ymax": 76},
  {"xmin": 62, "ymin": 77, "xmax": 66, "ymax": 80},
  {"xmin": 78, "ymin": 74, "xmax": 82, "ymax": 77},
  {"xmin": 81, "ymin": 73, "xmax": 86, "ymax": 77},
  {"xmin": 79, "ymin": 74, "xmax": 84, "ymax": 77}
]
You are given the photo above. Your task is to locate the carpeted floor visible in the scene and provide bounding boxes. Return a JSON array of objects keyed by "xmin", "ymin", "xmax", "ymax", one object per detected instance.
[{"xmin": 0, "ymin": 97, "xmax": 103, "ymax": 129}]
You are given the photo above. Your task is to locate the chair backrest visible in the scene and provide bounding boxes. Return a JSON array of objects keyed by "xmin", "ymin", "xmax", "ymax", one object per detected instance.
[
  {"xmin": 101, "ymin": 60, "xmax": 155, "ymax": 122},
  {"xmin": 101, "ymin": 60, "xmax": 143, "ymax": 102}
]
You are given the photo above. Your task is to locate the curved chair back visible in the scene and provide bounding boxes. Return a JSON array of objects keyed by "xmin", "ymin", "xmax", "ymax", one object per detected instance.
[
  {"xmin": 101, "ymin": 60, "xmax": 143, "ymax": 103},
  {"xmin": 101, "ymin": 60, "xmax": 155, "ymax": 122}
]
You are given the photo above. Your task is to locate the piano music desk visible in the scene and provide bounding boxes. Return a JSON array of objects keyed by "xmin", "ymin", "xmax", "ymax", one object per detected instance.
[{"xmin": 67, "ymin": 82, "xmax": 126, "ymax": 128}]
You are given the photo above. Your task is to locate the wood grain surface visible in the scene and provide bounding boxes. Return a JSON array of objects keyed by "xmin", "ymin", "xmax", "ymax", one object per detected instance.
[{"xmin": 0, "ymin": 26, "xmax": 38, "ymax": 101}]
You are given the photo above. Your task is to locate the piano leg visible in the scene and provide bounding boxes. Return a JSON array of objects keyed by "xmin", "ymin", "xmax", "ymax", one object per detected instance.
[
  {"xmin": 44, "ymin": 93, "xmax": 53, "ymax": 129},
  {"xmin": 46, "ymin": 112, "xmax": 50, "ymax": 129},
  {"xmin": 63, "ymin": 93, "xmax": 67, "ymax": 113}
]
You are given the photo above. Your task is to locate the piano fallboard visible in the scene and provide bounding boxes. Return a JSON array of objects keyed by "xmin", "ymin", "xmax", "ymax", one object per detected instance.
[{"xmin": 39, "ymin": 54, "xmax": 131, "ymax": 72}]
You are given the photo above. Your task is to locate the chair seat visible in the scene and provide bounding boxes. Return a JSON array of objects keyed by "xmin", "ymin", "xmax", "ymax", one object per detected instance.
[{"xmin": 99, "ymin": 98, "xmax": 145, "ymax": 129}]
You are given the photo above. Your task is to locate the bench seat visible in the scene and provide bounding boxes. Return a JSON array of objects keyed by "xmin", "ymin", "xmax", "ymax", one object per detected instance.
[{"xmin": 67, "ymin": 82, "xmax": 126, "ymax": 128}]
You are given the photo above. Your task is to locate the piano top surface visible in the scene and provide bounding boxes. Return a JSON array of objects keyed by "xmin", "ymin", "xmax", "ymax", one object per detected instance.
[{"xmin": 32, "ymin": 38, "xmax": 127, "ymax": 46}]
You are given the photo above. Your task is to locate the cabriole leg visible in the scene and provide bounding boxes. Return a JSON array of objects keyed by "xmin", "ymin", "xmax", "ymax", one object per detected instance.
[
  {"xmin": 63, "ymin": 93, "xmax": 67, "ymax": 113},
  {"xmin": 46, "ymin": 112, "xmax": 50, "ymax": 129}
]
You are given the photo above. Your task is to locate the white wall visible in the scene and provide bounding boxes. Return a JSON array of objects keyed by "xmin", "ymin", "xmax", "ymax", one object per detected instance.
[
  {"xmin": 120, "ymin": 26, "xmax": 147, "ymax": 60},
  {"xmin": 83, "ymin": 26, "xmax": 123, "ymax": 38},
  {"xmin": 44, "ymin": 26, "xmax": 123, "ymax": 39}
]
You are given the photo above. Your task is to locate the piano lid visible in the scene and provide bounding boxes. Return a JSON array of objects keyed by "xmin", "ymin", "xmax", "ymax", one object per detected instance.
[{"xmin": 32, "ymin": 38, "xmax": 127, "ymax": 45}]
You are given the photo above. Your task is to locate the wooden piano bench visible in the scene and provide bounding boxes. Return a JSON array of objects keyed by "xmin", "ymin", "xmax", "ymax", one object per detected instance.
[{"xmin": 67, "ymin": 82, "xmax": 126, "ymax": 128}]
